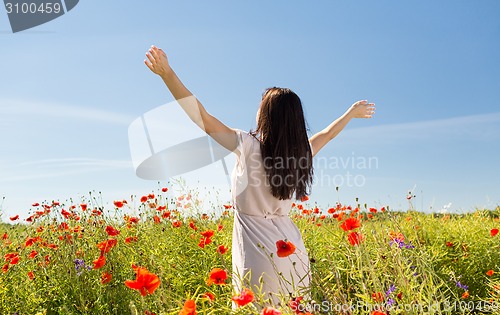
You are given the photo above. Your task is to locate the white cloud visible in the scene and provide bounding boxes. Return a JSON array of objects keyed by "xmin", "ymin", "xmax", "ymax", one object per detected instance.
[
  {"xmin": 341, "ymin": 112, "xmax": 500, "ymax": 141},
  {"xmin": 0, "ymin": 158, "xmax": 132, "ymax": 182},
  {"xmin": 0, "ymin": 98, "xmax": 135, "ymax": 125}
]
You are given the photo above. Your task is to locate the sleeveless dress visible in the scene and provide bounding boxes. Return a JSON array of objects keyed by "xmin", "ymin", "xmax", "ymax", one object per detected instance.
[{"xmin": 231, "ymin": 129, "xmax": 311, "ymax": 306}]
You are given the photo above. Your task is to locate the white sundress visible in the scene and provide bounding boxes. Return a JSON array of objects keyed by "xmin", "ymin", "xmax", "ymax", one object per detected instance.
[{"xmin": 231, "ymin": 129, "xmax": 311, "ymax": 306}]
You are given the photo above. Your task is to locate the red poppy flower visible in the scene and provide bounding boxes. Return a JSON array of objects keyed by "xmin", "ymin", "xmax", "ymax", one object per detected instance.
[
  {"xmin": 371, "ymin": 311, "xmax": 387, "ymax": 315},
  {"xmin": 206, "ymin": 268, "xmax": 227, "ymax": 285},
  {"xmin": 486, "ymin": 270, "xmax": 494, "ymax": 276},
  {"xmin": 32, "ymin": 202, "xmax": 40, "ymax": 207},
  {"xmin": 340, "ymin": 217, "xmax": 361, "ymax": 231},
  {"xmin": 200, "ymin": 230, "xmax": 214, "ymax": 238},
  {"xmin": 93, "ymin": 255, "xmax": 106, "ymax": 269},
  {"xmin": 261, "ymin": 307, "xmax": 282, "ymax": 315},
  {"xmin": 172, "ymin": 220, "xmax": 182, "ymax": 228},
  {"xmin": 276, "ymin": 240, "xmax": 296, "ymax": 258},
  {"xmin": 372, "ymin": 292, "xmax": 384, "ymax": 302},
  {"xmin": 153, "ymin": 216, "xmax": 161, "ymax": 224},
  {"xmin": 28, "ymin": 271, "xmax": 35, "ymax": 280},
  {"xmin": 462, "ymin": 291, "xmax": 470, "ymax": 299},
  {"xmin": 161, "ymin": 187, "xmax": 168, "ymax": 192},
  {"xmin": 113, "ymin": 200, "xmax": 124, "ymax": 208},
  {"xmin": 2, "ymin": 233, "xmax": 7, "ymax": 240},
  {"xmin": 369, "ymin": 208, "xmax": 377, "ymax": 213},
  {"xmin": 148, "ymin": 193, "xmax": 155, "ymax": 200},
  {"xmin": 217, "ymin": 245, "xmax": 228, "ymax": 255},
  {"xmin": 223, "ymin": 204, "xmax": 232, "ymax": 209},
  {"xmin": 105, "ymin": 225, "xmax": 120, "ymax": 236},
  {"xmin": 347, "ymin": 232, "xmax": 363, "ymax": 246},
  {"xmin": 140, "ymin": 196, "xmax": 148, "ymax": 203},
  {"xmin": 491, "ymin": 228, "xmax": 499, "ymax": 237},
  {"xmin": 189, "ymin": 222, "xmax": 198, "ymax": 230},
  {"xmin": 162, "ymin": 211, "xmax": 171, "ymax": 219},
  {"xmin": 101, "ymin": 272, "xmax": 112, "ymax": 284},
  {"xmin": 97, "ymin": 239, "xmax": 117, "ymax": 254},
  {"xmin": 232, "ymin": 288, "xmax": 254, "ymax": 307},
  {"xmin": 28, "ymin": 250, "xmax": 38, "ymax": 259},
  {"xmin": 217, "ymin": 224, "xmax": 223, "ymax": 231},
  {"xmin": 25, "ymin": 237, "xmax": 39, "ymax": 247},
  {"xmin": 9, "ymin": 215, "xmax": 19, "ymax": 221},
  {"xmin": 124, "ymin": 266, "xmax": 160, "ymax": 296},
  {"xmin": 129, "ymin": 217, "xmax": 140, "ymax": 224},
  {"xmin": 125, "ymin": 236, "xmax": 138, "ymax": 243},
  {"xmin": 179, "ymin": 299, "xmax": 196, "ymax": 315},
  {"xmin": 202, "ymin": 292, "xmax": 215, "ymax": 301},
  {"xmin": 397, "ymin": 292, "xmax": 403, "ymax": 300},
  {"xmin": 300, "ymin": 195, "xmax": 309, "ymax": 202}
]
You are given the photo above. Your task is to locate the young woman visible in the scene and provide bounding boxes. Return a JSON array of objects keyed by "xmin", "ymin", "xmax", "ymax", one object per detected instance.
[{"xmin": 144, "ymin": 45, "xmax": 375, "ymax": 307}]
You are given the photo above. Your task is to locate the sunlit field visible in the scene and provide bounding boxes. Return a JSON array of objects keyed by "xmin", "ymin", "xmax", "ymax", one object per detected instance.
[{"xmin": 1, "ymin": 185, "xmax": 499, "ymax": 315}]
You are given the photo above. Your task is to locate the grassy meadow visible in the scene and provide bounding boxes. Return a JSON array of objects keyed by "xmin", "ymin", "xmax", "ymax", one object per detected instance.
[{"xmin": 0, "ymin": 187, "xmax": 499, "ymax": 315}]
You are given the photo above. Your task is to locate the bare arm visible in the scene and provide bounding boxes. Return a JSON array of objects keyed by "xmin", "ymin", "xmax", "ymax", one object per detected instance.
[
  {"xmin": 309, "ymin": 100, "xmax": 375, "ymax": 157},
  {"xmin": 144, "ymin": 45, "xmax": 238, "ymax": 153}
]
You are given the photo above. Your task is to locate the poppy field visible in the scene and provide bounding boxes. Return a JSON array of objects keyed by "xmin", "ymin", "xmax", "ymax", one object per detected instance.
[{"xmin": 1, "ymin": 187, "xmax": 499, "ymax": 315}]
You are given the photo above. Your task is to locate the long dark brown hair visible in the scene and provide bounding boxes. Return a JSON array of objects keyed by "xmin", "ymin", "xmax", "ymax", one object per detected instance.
[{"xmin": 251, "ymin": 87, "xmax": 314, "ymax": 200}]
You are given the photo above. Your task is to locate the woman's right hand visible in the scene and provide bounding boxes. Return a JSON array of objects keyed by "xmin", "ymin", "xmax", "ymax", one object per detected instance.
[
  {"xmin": 348, "ymin": 100, "xmax": 376, "ymax": 119},
  {"xmin": 144, "ymin": 45, "xmax": 171, "ymax": 77}
]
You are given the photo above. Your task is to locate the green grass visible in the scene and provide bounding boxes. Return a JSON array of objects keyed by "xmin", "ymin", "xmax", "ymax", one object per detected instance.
[{"xmin": 0, "ymin": 188, "xmax": 499, "ymax": 315}]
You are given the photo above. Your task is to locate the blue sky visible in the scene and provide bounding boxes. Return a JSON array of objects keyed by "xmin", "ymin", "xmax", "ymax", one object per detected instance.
[{"xmin": 1, "ymin": 0, "xmax": 499, "ymax": 220}]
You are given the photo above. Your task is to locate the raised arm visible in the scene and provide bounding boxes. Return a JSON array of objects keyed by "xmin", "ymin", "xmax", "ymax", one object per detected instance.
[
  {"xmin": 144, "ymin": 45, "xmax": 238, "ymax": 153},
  {"xmin": 309, "ymin": 100, "xmax": 375, "ymax": 157}
]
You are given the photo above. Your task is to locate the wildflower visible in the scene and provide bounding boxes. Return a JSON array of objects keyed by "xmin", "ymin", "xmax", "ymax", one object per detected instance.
[
  {"xmin": 462, "ymin": 291, "xmax": 470, "ymax": 299},
  {"xmin": 456, "ymin": 281, "xmax": 468, "ymax": 290},
  {"xmin": 124, "ymin": 266, "xmax": 161, "ymax": 296},
  {"xmin": 2, "ymin": 264, "xmax": 8, "ymax": 273},
  {"xmin": 93, "ymin": 255, "xmax": 106, "ymax": 269},
  {"xmin": 28, "ymin": 271, "xmax": 35, "ymax": 280},
  {"xmin": 218, "ymin": 224, "xmax": 223, "ymax": 231},
  {"xmin": 32, "ymin": 202, "xmax": 40, "ymax": 207},
  {"xmin": 369, "ymin": 208, "xmax": 377, "ymax": 213},
  {"xmin": 97, "ymin": 239, "xmax": 118, "ymax": 254},
  {"xmin": 179, "ymin": 299, "xmax": 196, "ymax": 315},
  {"xmin": 161, "ymin": 187, "xmax": 168, "ymax": 192},
  {"xmin": 140, "ymin": 196, "xmax": 148, "ymax": 203},
  {"xmin": 113, "ymin": 200, "xmax": 124, "ymax": 208},
  {"xmin": 28, "ymin": 250, "xmax": 38, "ymax": 259},
  {"xmin": 486, "ymin": 270, "xmax": 494, "ymax": 276},
  {"xmin": 340, "ymin": 217, "xmax": 361, "ymax": 231},
  {"xmin": 389, "ymin": 238, "xmax": 414, "ymax": 249},
  {"xmin": 232, "ymin": 288, "xmax": 254, "ymax": 307},
  {"xmin": 276, "ymin": 240, "xmax": 296, "ymax": 257},
  {"xmin": 75, "ymin": 258, "xmax": 92, "ymax": 275},
  {"xmin": 101, "ymin": 272, "xmax": 112, "ymax": 284},
  {"xmin": 125, "ymin": 236, "xmax": 138, "ymax": 243},
  {"xmin": 347, "ymin": 232, "xmax": 363, "ymax": 246},
  {"xmin": 105, "ymin": 225, "xmax": 120, "ymax": 236},
  {"xmin": 217, "ymin": 245, "xmax": 228, "ymax": 255},
  {"xmin": 446, "ymin": 241, "xmax": 454, "ymax": 247},
  {"xmin": 300, "ymin": 195, "xmax": 309, "ymax": 202},
  {"xmin": 223, "ymin": 204, "xmax": 232, "ymax": 209},
  {"xmin": 202, "ymin": 292, "xmax": 215, "ymax": 301},
  {"xmin": 371, "ymin": 311, "xmax": 387, "ymax": 315},
  {"xmin": 9, "ymin": 215, "xmax": 19, "ymax": 221},
  {"xmin": 385, "ymin": 284, "xmax": 396, "ymax": 297},
  {"xmin": 262, "ymin": 307, "xmax": 282, "ymax": 315},
  {"xmin": 491, "ymin": 228, "xmax": 499, "ymax": 237},
  {"xmin": 172, "ymin": 220, "xmax": 182, "ymax": 228},
  {"xmin": 148, "ymin": 193, "xmax": 155, "ymax": 200},
  {"xmin": 200, "ymin": 230, "xmax": 214, "ymax": 238},
  {"xmin": 206, "ymin": 268, "xmax": 227, "ymax": 285},
  {"xmin": 189, "ymin": 222, "xmax": 197, "ymax": 231},
  {"xmin": 153, "ymin": 216, "xmax": 161, "ymax": 224},
  {"xmin": 397, "ymin": 292, "xmax": 403, "ymax": 300},
  {"xmin": 372, "ymin": 292, "xmax": 384, "ymax": 302}
]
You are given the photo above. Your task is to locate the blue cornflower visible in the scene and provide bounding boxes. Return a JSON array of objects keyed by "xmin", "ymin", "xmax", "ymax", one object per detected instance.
[
  {"xmin": 386, "ymin": 284, "xmax": 397, "ymax": 297},
  {"xmin": 456, "ymin": 281, "xmax": 468, "ymax": 290}
]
